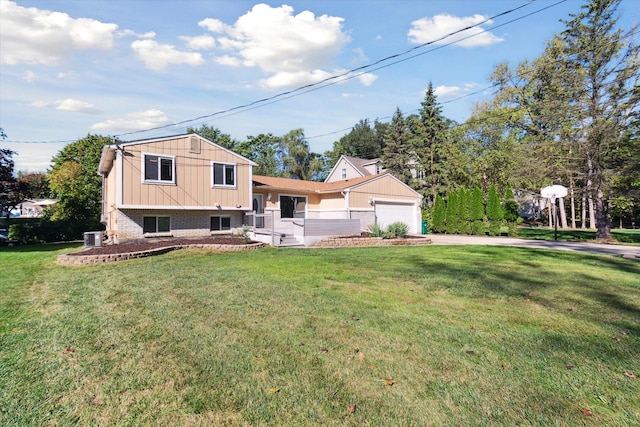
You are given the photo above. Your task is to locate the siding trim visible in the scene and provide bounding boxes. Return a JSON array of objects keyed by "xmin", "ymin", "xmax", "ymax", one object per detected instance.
[{"xmin": 118, "ymin": 204, "xmax": 251, "ymax": 211}]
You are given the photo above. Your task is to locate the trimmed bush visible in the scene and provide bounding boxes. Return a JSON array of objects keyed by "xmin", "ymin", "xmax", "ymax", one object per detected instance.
[
  {"xmin": 487, "ymin": 185, "xmax": 504, "ymax": 236},
  {"xmin": 431, "ymin": 194, "xmax": 446, "ymax": 233},
  {"xmin": 471, "ymin": 186, "xmax": 485, "ymax": 235}
]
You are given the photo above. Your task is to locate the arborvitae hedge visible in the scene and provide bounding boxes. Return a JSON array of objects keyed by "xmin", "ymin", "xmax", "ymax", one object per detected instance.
[
  {"xmin": 487, "ymin": 185, "xmax": 504, "ymax": 236},
  {"xmin": 445, "ymin": 191, "xmax": 459, "ymax": 234},
  {"xmin": 431, "ymin": 194, "xmax": 446, "ymax": 233},
  {"xmin": 471, "ymin": 186, "xmax": 485, "ymax": 235}
]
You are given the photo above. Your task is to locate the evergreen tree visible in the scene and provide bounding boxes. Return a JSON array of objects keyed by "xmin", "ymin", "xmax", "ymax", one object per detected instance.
[
  {"xmin": 471, "ymin": 186, "xmax": 485, "ymax": 235},
  {"xmin": 409, "ymin": 82, "xmax": 450, "ymax": 205},
  {"xmin": 381, "ymin": 108, "xmax": 413, "ymax": 185},
  {"xmin": 504, "ymin": 187, "xmax": 519, "ymax": 237},
  {"xmin": 431, "ymin": 194, "xmax": 446, "ymax": 233},
  {"xmin": 460, "ymin": 188, "xmax": 472, "ymax": 235},
  {"xmin": 486, "ymin": 185, "xmax": 504, "ymax": 236},
  {"xmin": 445, "ymin": 191, "xmax": 459, "ymax": 234}
]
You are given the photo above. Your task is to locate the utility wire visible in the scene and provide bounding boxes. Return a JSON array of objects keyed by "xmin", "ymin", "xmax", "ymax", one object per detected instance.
[{"xmin": 4, "ymin": 0, "xmax": 542, "ymax": 145}]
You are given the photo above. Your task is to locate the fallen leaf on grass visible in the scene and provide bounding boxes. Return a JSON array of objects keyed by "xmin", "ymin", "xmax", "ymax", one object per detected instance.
[
  {"xmin": 466, "ymin": 350, "xmax": 476, "ymax": 356},
  {"xmin": 384, "ymin": 379, "xmax": 395, "ymax": 386},
  {"xmin": 612, "ymin": 336, "xmax": 621, "ymax": 342},
  {"xmin": 347, "ymin": 403, "xmax": 356, "ymax": 414},
  {"xmin": 62, "ymin": 347, "xmax": 75, "ymax": 354},
  {"xmin": 624, "ymin": 372, "xmax": 636, "ymax": 379},
  {"xmin": 351, "ymin": 315, "xmax": 359, "ymax": 321},
  {"xmin": 269, "ymin": 387, "xmax": 280, "ymax": 394},
  {"xmin": 501, "ymin": 363, "xmax": 508, "ymax": 371},
  {"xmin": 566, "ymin": 365, "xmax": 574, "ymax": 370},
  {"xmin": 358, "ymin": 351, "xmax": 365, "ymax": 360},
  {"xmin": 621, "ymin": 330, "xmax": 630, "ymax": 336},
  {"xmin": 320, "ymin": 348, "xmax": 329, "ymax": 354},
  {"xmin": 567, "ymin": 307, "xmax": 573, "ymax": 312},
  {"xmin": 580, "ymin": 408, "xmax": 593, "ymax": 416}
]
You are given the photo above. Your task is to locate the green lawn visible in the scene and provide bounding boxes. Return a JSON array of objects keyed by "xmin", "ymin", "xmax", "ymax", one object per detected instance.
[
  {"xmin": 1, "ymin": 244, "xmax": 639, "ymax": 426},
  {"xmin": 516, "ymin": 226, "xmax": 640, "ymax": 244}
]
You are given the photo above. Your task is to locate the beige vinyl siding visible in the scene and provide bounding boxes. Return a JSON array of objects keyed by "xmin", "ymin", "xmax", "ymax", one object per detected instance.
[
  {"xmin": 120, "ymin": 136, "xmax": 252, "ymax": 208},
  {"xmin": 317, "ymin": 193, "xmax": 345, "ymax": 210},
  {"xmin": 349, "ymin": 175, "xmax": 419, "ymax": 208}
]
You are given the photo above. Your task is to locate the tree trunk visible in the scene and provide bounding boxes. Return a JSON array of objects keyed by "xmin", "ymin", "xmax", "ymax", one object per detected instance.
[
  {"xmin": 581, "ymin": 193, "xmax": 587, "ymax": 229},
  {"xmin": 548, "ymin": 202, "xmax": 554, "ymax": 228},
  {"xmin": 594, "ymin": 186, "xmax": 612, "ymax": 239},
  {"xmin": 559, "ymin": 197, "xmax": 568, "ymax": 229},
  {"xmin": 569, "ymin": 179, "xmax": 576, "ymax": 229}
]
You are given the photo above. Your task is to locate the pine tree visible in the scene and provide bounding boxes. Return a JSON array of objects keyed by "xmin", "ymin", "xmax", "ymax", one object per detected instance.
[
  {"xmin": 382, "ymin": 108, "xmax": 413, "ymax": 185},
  {"xmin": 487, "ymin": 185, "xmax": 504, "ymax": 236},
  {"xmin": 431, "ymin": 194, "xmax": 446, "ymax": 233}
]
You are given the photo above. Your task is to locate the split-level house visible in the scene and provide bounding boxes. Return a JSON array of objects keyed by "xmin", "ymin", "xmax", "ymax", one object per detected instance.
[{"xmin": 98, "ymin": 134, "xmax": 422, "ymax": 245}]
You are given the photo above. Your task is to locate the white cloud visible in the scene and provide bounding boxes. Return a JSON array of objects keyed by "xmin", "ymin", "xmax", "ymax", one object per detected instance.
[
  {"xmin": 22, "ymin": 70, "xmax": 37, "ymax": 83},
  {"xmin": 203, "ymin": 4, "xmax": 351, "ymax": 89},
  {"xmin": 180, "ymin": 34, "xmax": 216, "ymax": 50},
  {"xmin": 24, "ymin": 98, "xmax": 100, "ymax": 113},
  {"xmin": 408, "ymin": 14, "xmax": 504, "ymax": 48},
  {"xmin": 260, "ymin": 69, "xmax": 334, "ymax": 89},
  {"xmin": 56, "ymin": 98, "xmax": 100, "ymax": 114},
  {"xmin": 26, "ymin": 100, "xmax": 51, "ymax": 108},
  {"xmin": 117, "ymin": 29, "xmax": 155, "ymax": 39},
  {"xmin": 130, "ymin": 39, "xmax": 205, "ymax": 71},
  {"xmin": 90, "ymin": 109, "xmax": 170, "ymax": 132},
  {"xmin": 0, "ymin": 0, "xmax": 118, "ymax": 65},
  {"xmin": 434, "ymin": 85, "xmax": 461, "ymax": 97},
  {"xmin": 357, "ymin": 73, "xmax": 377, "ymax": 86},
  {"xmin": 198, "ymin": 18, "xmax": 228, "ymax": 33},
  {"xmin": 214, "ymin": 55, "xmax": 242, "ymax": 67}
]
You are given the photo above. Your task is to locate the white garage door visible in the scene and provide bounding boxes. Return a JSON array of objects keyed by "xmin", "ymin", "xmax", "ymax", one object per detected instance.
[{"xmin": 375, "ymin": 202, "xmax": 418, "ymax": 234}]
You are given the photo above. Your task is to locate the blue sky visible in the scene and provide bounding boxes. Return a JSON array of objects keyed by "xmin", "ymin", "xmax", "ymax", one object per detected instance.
[{"xmin": 1, "ymin": 0, "xmax": 638, "ymax": 172}]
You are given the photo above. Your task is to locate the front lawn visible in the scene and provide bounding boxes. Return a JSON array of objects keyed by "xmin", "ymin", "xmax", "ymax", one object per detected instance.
[{"xmin": 1, "ymin": 244, "xmax": 638, "ymax": 425}]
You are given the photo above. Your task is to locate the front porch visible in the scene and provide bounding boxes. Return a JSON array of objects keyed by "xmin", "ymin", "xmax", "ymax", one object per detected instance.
[{"xmin": 244, "ymin": 211, "xmax": 361, "ymax": 247}]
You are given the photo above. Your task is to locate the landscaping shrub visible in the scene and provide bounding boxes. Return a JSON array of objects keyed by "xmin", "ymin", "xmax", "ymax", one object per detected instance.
[
  {"xmin": 386, "ymin": 222, "xmax": 409, "ymax": 238},
  {"xmin": 9, "ymin": 218, "xmax": 102, "ymax": 243},
  {"xmin": 368, "ymin": 223, "xmax": 385, "ymax": 237},
  {"xmin": 471, "ymin": 186, "xmax": 485, "ymax": 235}
]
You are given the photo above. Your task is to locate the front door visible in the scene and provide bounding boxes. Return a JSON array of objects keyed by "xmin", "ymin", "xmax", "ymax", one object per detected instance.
[{"xmin": 253, "ymin": 194, "xmax": 264, "ymax": 228}]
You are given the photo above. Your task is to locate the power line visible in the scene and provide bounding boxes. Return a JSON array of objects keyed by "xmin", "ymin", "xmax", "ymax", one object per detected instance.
[{"xmin": 3, "ymin": 0, "xmax": 543, "ymax": 145}]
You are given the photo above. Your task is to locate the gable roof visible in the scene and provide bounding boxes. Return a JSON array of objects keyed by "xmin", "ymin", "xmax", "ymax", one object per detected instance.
[
  {"xmin": 98, "ymin": 133, "xmax": 257, "ymax": 174},
  {"xmin": 253, "ymin": 173, "xmax": 421, "ymax": 198},
  {"xmin": 324, "ymin": 155, "xmax": 381, "ymax": 182}
]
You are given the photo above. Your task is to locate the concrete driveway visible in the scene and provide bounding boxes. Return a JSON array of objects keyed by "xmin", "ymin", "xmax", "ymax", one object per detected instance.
[{"xmin": 427, "ymin": 234, "xmax": 640, "ymax": 260}]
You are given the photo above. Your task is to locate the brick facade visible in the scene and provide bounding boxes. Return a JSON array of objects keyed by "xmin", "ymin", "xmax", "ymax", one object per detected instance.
[{"xmin": 115, "ymin": 209, "xmax": 244, "ymax": 242}]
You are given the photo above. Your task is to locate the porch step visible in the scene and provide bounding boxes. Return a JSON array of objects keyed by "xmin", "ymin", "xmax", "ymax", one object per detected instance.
[{"xmin": 279, "ymin": 234, "xmax": 304, "ymax": 247}]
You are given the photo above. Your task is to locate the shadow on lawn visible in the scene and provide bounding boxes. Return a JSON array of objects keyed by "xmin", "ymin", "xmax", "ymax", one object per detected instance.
[
  {"xmin": 406, "ymin": 246, "xmax": 640, "ymax": 336},
  {"xmin": 0, "ymin": 242, "xmax": 81, "ymax": 253}
]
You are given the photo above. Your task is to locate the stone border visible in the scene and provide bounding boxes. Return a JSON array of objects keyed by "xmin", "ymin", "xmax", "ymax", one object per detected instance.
[
  {"xmin": 57, "ymin": 242, "xmax": 265, "ymax": 266},
  {"xmin": 313, "ymin": 236, "xmax": 432, "ymax": 248}
]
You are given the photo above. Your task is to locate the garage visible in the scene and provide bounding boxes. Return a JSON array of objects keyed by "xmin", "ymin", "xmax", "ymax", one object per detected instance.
[{"xmin": 375, "ymin": 200, "xmax": 419, "ymax": 234}]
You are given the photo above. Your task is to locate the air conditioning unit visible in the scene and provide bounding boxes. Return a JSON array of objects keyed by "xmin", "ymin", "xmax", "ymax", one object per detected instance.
[{"xmin": 83, "ymin": 231, "xmax": 103, "ymax": 247}]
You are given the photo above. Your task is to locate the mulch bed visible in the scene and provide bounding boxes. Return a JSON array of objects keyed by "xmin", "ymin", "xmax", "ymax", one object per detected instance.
[{"xmin": 69, "ymin": 236, "xmax": 250, "ymax": 256}]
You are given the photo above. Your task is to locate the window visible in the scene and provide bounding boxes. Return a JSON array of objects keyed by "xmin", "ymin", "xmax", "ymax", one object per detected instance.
[
  {"xmin": 279, "ymin": 195, "xmax": 306, "ymax": 219},
  {"xmin": 341, "ymin": 168, "xmax": 347, "ymax": 179},
  {"xmin": 144, "ymin": 154, "xmax": 174, "ymax": 183},
  {"xmin": 211, "ymin": 216, "xmax": 231, "ymax": 231},
  {"xmin": 143, "ymin": 216, "xmax": 170, "ymax": 233},
  {"xmin": 212, "ymin": 163, "xmax": 235, "ymax": 187}
]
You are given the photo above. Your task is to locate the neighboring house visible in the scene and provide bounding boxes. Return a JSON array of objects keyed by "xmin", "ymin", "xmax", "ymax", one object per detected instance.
[
  {"xmin": 325, "ymin": 155, "xmax": 385, "ymax": 183},
  {"xmin": 325, "ymin": 155, "xmax": 424, "ymax": 185},
  {"xmin": 19, "ymin": 199, "xmax": 57, "ymax": 217},
  {"xmin": 251, "ymin": 173, "xmax": 422, "ymax": 246},
  {"xmin": 98, "ymin": 134, "xmax": 257, "ymax": 243}
]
